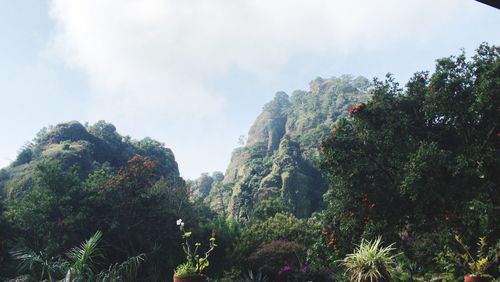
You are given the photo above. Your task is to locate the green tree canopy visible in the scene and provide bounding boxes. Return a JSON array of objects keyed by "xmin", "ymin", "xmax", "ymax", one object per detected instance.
[{"xmin": 320, "ymin": 43, "xmax": 500, "ymax": 267}]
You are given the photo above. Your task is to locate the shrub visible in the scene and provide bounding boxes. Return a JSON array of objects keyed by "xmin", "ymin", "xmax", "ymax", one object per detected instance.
[
  {"xmin": 340, "ymin": 237, "xmax": 397, "ymax": 282},
  {"xmin": 174, "ymin": 262, "xmax": 198, "ymax": 278},
  {"xmin": 248, "ymin": 240, "xmax": 305, "ymax": 279},
  {"xmin": 447, "ymin": 235, "xmax": 495, "ymax": 279},
  {"xmin": 237, "ymin": 213, "xmax": 320, "ymax": 262}
]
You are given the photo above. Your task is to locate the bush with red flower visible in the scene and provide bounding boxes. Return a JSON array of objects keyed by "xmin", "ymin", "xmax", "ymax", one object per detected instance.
[{"xmin": 348, "ymin": 102, "xmax": 366, "ymax": 116}]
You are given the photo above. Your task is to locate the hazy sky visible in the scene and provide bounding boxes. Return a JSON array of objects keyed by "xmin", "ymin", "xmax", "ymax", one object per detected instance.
[{"xmin": 0, "ymin": 0, "xmax": 499, "ymax": 179}]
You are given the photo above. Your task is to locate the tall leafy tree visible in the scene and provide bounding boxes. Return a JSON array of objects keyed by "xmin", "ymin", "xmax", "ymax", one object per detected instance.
[
  {"xmin": 86, "ymin": 154, "xmax": 208, "ymax": 280},
  {"xmin": 5, "ymin": 161, "xmax": 89, "ymax": 254},
  {"xmin": 319, "ymin": 43, "xmax": 500, "ymax": 266}
]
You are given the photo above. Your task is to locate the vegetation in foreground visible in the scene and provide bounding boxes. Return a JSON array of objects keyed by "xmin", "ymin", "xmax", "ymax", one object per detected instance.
[{"xmin": 0, "ymin": 43, "xmax": 498, "ymax": 281}]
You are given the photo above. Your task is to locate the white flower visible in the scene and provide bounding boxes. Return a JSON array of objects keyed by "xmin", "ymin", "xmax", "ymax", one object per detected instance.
[{"xmin": 176, "ymin": 219, "xmax": 184, "ymax": 226}]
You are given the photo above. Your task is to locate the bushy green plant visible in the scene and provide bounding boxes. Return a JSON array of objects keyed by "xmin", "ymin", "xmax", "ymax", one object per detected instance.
[
  {"xmin": 12, "ymin": 231, "xmax": 145, "ymax": 282},
  {"xmin": 433, "ymin": 247, "xmax": 461, "ymax": 280},
  {"xmin": 175, "ymin": 262, "xmax": 198, "ymax": 277},
  {"xmin": 340, "ymin": 237, "xmax": 397, "ymax": 282},
  {"xmin": 174, "ymin": 219, "xmax": 217, "ymax": 277},
  {"xmin": 391, "ymin": 255, "xmax": 422, "ymax": 281},
  {"xmin": 237, "ymin": 213, "xmax": 320, "ymax": 262},
  {"xmin": 200, "ymin": 217, "xmax": 241, "ymax": 278},
  {"xmin": 247, "ymin": 240, "xmax": 305, "ymax": 278},
  {"xmin": 447, "ymin": 235, "xmax": 494, "ymax": 278}
]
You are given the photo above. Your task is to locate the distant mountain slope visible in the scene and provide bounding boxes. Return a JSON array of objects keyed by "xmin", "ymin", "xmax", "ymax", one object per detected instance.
[
  {"xmin": 215, "ymin": 75, "xmax": 371, "ymax": 221},
  {"xmin": 0, "ymin": 121, "xmax": 182, "ymax": 197}
]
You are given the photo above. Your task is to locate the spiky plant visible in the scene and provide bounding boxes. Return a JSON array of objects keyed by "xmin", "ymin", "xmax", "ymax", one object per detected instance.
[
  {"xmin": 340, "ymin": 236, "xmax": 398, "ymax": 282},
  {"xmin": 11, "ymin": 248, "xmax": 65, "ymax": 282},
  {"xmin": 95, "ymin": 253, "xmax": 145, "ymax": 282},
  {"xmin": 65, "ymin": 230, "xmax": 104, "ymax": 280},
  {"xmin": 241, "ymin": 270, "xmax": 269, "ymax": 282},
  {"xmin": 12, "ymin": 231, "xmax": 146, "ymax": 282}
]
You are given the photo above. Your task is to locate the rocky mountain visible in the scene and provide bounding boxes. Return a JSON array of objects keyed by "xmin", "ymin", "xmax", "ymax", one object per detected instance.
[
  {"xmin": 209, "ymin": 75, "xmax": 372, "ymax": 222},
  {"xmin": 2, "ymin": 75, "xmax": 371, "ymax": 220},
  {"xmin": 0, "ymin": 121, "xmax": 182, "ymax": 198}
]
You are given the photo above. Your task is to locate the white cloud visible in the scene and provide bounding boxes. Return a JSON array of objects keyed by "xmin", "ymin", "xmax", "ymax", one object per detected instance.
[
  {"xmin": 48, "ymin": 0, "xmax": 468, "ymax": 178},
  {"xmin": 49, "ymin": 0, "xmax": 466, "ymax": 116}
]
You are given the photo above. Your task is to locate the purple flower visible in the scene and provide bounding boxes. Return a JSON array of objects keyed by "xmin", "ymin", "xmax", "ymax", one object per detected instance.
[
  {"xmin": 300, "ymin": 262, "xmax": 310, "ymax": 273},
  {"xmin": 279, "ymin": 265, "xmax": 294, "ymax": 275}
]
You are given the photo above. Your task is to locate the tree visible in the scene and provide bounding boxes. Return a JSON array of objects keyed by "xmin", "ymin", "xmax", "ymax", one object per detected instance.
[
  {"xmin": 1, "ymin": 121, "xmax": 206, "ymax": 280},
  {"xmin": 5, "ymin": 161, "xmax": 89, "ymax": 255},
  {"xmin": 5, "ymin": 155, "xmax": 201, "ymax": 280},
  {"xmin": 88, "ymin": 154, "xmax": 200, "ymax": 279},
  {"xmin": 319, "ymin": 43, "xmax": 500, "ymax": 267}
]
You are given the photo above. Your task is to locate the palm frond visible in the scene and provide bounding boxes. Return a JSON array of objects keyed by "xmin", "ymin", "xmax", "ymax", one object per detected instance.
[
  {"xmin": 66, "ymin": 230, "xmax": 104, "ymax": 279},
  {"xmin": 11, "ymin": 248, "xmax": 44, "ymax": 273},
  {"xmin": 95, "ymin": 253, "xmax": 146, "ymax": 282},
  {"xmin": 11, "ymin": 248, "xmax": 66, "ymax": 281}
]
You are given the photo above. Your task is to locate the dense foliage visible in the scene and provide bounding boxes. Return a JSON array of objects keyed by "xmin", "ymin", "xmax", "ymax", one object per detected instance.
[
  {"xmin": 0, "ymin": 121, "xmax": 208, "ymax": 281},
  {"xmin": 320, "ymin": 43, "xmax": 500, "ymax": 273},
  {"xmin": 0, "ymin": 43, "xmax": 499, "ymax": 281}
]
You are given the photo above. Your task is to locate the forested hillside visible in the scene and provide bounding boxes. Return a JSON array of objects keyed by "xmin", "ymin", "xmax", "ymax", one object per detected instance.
[
  {"xmin": 0, "ymin": 121, "xmax": 182, "ymax": 197},
  {"xmin": 0, "ymin": 44, "xmax": 499, "ymax": 282},
  {"xmin": 200, "ymin": 75, "xmax": 371, "ymax": 222},
  {"xmin": 0, "ymin": 121, "xmax": 209, "ymax": 280}
]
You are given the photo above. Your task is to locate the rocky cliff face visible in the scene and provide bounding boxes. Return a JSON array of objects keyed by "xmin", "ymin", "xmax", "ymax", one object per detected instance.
[
  {"xmin": 246, "ymin": 91, "xmax": 290, "ymax": 152},
  {"xmin": 221, "ymin": 75, "xmax": 371, "ymax": 221}
]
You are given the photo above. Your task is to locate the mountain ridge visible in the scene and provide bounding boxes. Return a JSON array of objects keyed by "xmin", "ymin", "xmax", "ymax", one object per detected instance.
[{"xmin": 207, "ymin": 75, "xmax": 372, "ymax": 221}]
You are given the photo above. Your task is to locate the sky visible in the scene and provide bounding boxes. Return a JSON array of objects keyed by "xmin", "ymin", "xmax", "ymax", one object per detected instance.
[{"xmin": 0, "ymin": 0, "xmax": 499, "ymax": 179}]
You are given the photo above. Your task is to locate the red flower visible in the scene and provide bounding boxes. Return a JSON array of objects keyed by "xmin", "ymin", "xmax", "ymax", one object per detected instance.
[{"xmin": 349, "ymin": 102, "xmax": 366, "ymax": 116}]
